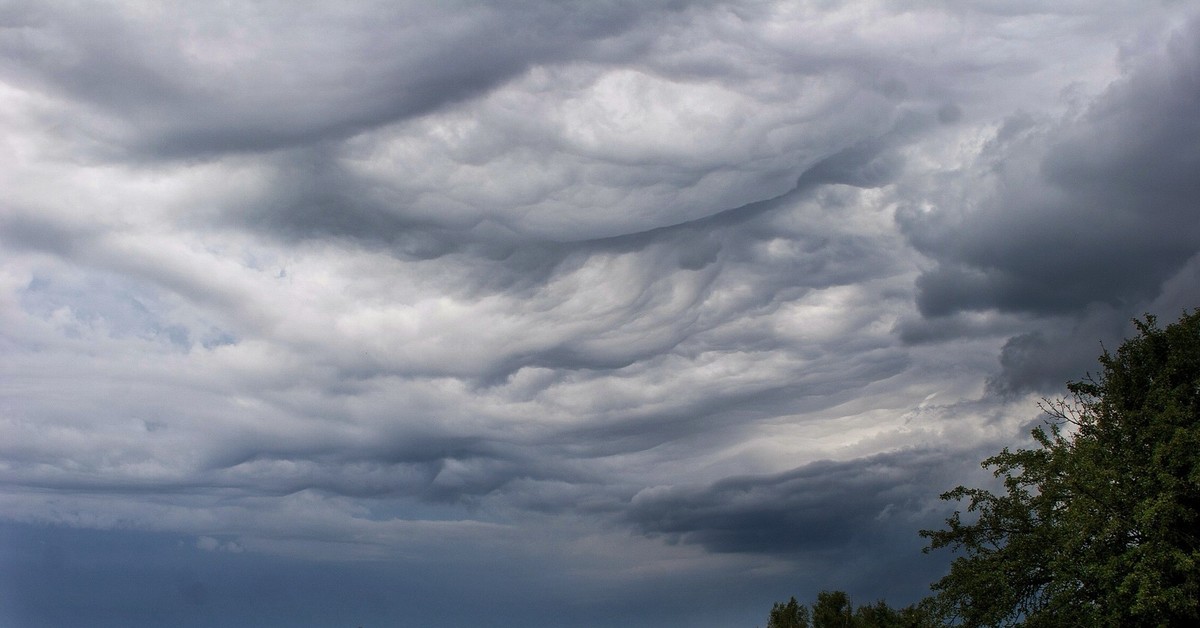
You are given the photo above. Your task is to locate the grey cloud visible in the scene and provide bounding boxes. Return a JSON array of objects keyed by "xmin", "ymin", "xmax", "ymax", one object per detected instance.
[
  {"xmin": 184, "ymin": 6, "xmax": 942, "ymax": 263},
  {"xmin": 984, "ymin": 305, "xmax": 1135, "ymax": 397},
  {"xmin": 0, "ymin": 1, "xmax": 688, "ymax": 159},
  {"xmin": 211, "ymin": 433, "xmax": 601, "ymax": 505},
  {"xmin": 988, "ymin": 331, "xmax": 1083, "ymax": 397},
  {"xmin": 7, "ymin": 3, "xmax": 1198, "ymax": 627},
  {"xmin": 226, "ymin": 107, "xmax": 918, "ymax": 344},
  {"xmin": 190, "ymin": 341, "xmax": 909, "ymax": 503},
  {"xmin": 235, "ymin": 148, "xmax": 476, "ymax": 258},
  {"xmin": 547, "ymin": 352, "xmax": 912, "ymax": 461},
  {"xmin": 794, "ymin": 121, "xmax": 917, "ymax": 190},
  {"xmin": 0, "ymin": 210, "xmax": 112, "ymax": 265},
  {"xmin": 895, "ymin": 17, "xmax": 1200, "ymax": 396},
  {"xmin": 902, "ymin": 17, "xmax": 1200, "ymax": 319},
  {"xmin": 893, "ymin": 311, "xmax": 1027, "ymax": 346},
  {"xmin": 625, "ymin": 449, "xmax": 957, "ymax": 555},
  {"xmin": 237, "ymin": 188, "xmax": 905, "ymax": 387},
  {"xmin": 240, "ymin": 94, "xmax": 921, "ymax": 252}
]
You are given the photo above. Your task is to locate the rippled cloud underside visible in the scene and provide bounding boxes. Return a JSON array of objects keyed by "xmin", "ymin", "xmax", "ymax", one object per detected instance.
[{"xmin": 2, "ymin": 2, "xmax": 1199, "ymax": 627}]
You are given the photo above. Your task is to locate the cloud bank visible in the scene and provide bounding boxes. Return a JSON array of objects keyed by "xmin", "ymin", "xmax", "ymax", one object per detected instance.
[{"xmin": 2, "ymin": 2, "xmax": 1198, "ymax": 626}]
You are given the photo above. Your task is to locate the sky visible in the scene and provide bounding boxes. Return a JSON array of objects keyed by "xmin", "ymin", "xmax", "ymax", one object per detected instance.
[{"xmin": 1, "ymin": 1, "xmax": 1199, "ymax": 626}]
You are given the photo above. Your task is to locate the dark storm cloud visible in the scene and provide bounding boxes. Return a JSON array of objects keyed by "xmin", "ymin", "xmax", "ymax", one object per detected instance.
[
  {"xmin": 0, "ymin": 1, "xmax": 694, "ymax": 159},
  {"xmin": 893, "ymin": 17, "xmax": 1200, "ymax": 396},
  {"xmin": 901, "ymin": 17, "xmax": 1200, "ymax": 319},
  {"xmin": 234, "ymin": 147, "xmax": 483, "ymax": 258},
  {"xmin": 984, "ymin": 306, "xmax": 1133, "ymax": 396},
  {"xmin": 794, "ymin": 122, "xmax": 913, "ymax": 190},
  {"xmin": 197, "ymin": 432, "xmax": 600, "ymax": 505},
  {"xmin": 625, "ymin": 448, "xmax": 959, "ymax": 554},
  {"xmin": 6, "ymin": 3, "xmax": 1199, "ymax": 627}
]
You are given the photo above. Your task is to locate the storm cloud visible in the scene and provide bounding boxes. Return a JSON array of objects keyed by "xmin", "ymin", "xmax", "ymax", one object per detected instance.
[{"xmin": 2, "ymin": 2, "xmax": 1199, "ymax": 627}]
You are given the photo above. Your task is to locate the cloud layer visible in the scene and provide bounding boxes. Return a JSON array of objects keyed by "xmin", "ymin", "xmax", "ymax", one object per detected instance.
[{"xmin": 2, "ymin": 2, "xmax": 1199, "ymax": 626}]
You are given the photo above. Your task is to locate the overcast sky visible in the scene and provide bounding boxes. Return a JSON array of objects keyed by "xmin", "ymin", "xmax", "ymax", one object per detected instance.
[{"xmin": 2, "ymin": 1, "xmax": 1199, "ymax": 626}]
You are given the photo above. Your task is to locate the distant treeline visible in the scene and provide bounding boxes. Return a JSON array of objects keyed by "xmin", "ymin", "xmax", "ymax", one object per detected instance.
[{"xmin": 764, "ymin": 591, "xmax": 934, "ymax": 628}]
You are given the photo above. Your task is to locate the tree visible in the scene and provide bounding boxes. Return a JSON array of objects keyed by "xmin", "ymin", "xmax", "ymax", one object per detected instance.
[
  {"xmin": 812, "ymin": 590, "xmax": 853, "ymax": 628},
  {"xmin": 767, "ymin": 596, "xmax": 810, "ymax": 628},
  {"xmin": 764, "ymin": 593, "xmax": 936, "ymax": 628},
  {"xmin": 921, "ymin": 311, "xmax": 1200, "ymax": 627},
  {"xmin": 853, "ymin": 600, "xmax": 900, "ymax": 628},
  {"xmin": 854, "ymin": 599, "xmax": 938, "ymax": 628}
]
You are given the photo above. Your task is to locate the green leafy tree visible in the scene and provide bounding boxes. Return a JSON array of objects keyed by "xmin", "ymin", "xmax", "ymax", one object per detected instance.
[
  {"xmin": 767, "ymin": 596, "xmax": 810, "ymax": 628},
  {"xmin": 854, "ymin": 599, "xmax": 938, "ymax": 628},
  {"xmin": 853, "ymin": 600, "xmax": 900, "ymax": 627},
  {"xmin": 893, "ymin": 601, "xmax": 939, "ymax": 628},
  {"xmin": 764, "ymin": 593, "xmax": 936, "ymax": 628},
  {"xmin": 812, "ymin": 590, "xmax": 853, "ymax": 628},
  {"xmin": 921, "ymin": 311, "xmax": 1200, "ymax": 627}
]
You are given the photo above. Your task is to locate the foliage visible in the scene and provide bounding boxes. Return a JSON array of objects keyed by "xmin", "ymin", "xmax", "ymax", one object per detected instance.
[
  {"xmin": 921, "ymin": 310, "xmax": 1200, "ymax": 627},
  {"xmin": 812, "ymin": 590, "xmax": 852, "ymax": 628},
  {"xmin": 764, "ymin": 592, "xmax": 936, "ymax": 628},
  {"xmin": 768, "ymin": 596, "xmax": 811, "ymax": 628},
  {"xmin": 853, "ymin": 599, "xmax": 938, "ymax": 628}
]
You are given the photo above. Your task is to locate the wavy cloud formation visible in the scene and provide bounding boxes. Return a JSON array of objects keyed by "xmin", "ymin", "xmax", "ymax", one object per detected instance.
[{"xmin": 2, "ymin": 2, "xmax": 1198, "ymax": 627}]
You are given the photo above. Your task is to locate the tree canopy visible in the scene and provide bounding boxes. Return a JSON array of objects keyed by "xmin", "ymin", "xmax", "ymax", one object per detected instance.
[
  {"xmin": 764, "ymin": 591, "xmax": 934, "ymax": 628},
  {"xmin": 767, "ymin": 596, "xmax": 810, "ymax": 628},
  {"xmin": 921, "ymin": 310, "xmax": 1200, "ymax": 626},
  {"xmin": 763, "ymin": 593, "xmax": 931, "ymax": 624}
]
